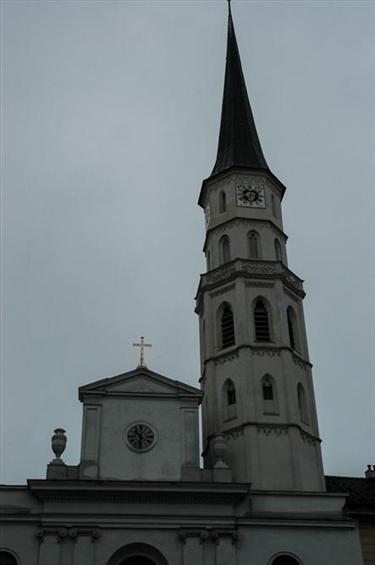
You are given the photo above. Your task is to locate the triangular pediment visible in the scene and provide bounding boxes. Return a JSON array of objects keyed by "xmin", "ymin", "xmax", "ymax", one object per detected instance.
[{"xmin": 79, "ymin": 367, "xmax": 201, "ymax": 401}]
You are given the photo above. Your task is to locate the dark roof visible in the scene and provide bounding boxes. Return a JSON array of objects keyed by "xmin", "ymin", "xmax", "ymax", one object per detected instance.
[
  {"xmin": 325, "ymin": 475, "xmax": 375, "ymax": 511},
  {"xmin": 210, "ymin": 9, "xmax": 269, "ymax": 177}
]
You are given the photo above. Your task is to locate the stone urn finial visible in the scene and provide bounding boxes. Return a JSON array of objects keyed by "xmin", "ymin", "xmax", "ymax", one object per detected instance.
[
  {"xmin": 212, "ymin": 433, "xmax": 230, "ymax": 469},
  {"xmin": 51, "ymin": 428, "xmax": 67, "ymax": 463}
]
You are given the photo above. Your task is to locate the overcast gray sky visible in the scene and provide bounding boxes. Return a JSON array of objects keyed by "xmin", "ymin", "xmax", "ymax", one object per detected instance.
[{"xmin": 1, "ymin": 0, "xmax": 374, "ymax": 484}]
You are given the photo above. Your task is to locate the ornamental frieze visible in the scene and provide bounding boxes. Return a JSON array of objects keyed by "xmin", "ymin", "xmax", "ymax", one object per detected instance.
[
  {"xmin": 209, "ymin": 283, "xmax": 236, "ymax": 298},
  {"xmin": 245, "ymin": 281, "xmax": 275, "ymax": 289},
  {"xmin": 257, "ymin": 425, "xmax": 289, "ymax": 436},
  {"xmin": 199, "ymin": 259, "xmax": 304, "ymax": 298},
  {"xmin": 300, "ymin": 429, "xmax": 318, "ymax": 445},
  {"xmin": 291, "ymin": 353, "xmax": 309, "ymax": 370},
  {"xmin": 214, "ymin": 349, "xmax": 240, "ymax": 365},
  {"xmin": 252, "ymin": 346, "xmax": 280, "ymax": 357}
]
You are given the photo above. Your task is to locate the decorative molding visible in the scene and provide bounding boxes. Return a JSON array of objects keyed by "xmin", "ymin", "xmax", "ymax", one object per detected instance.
[
  {"xmin": 291, "ymin": 353, "xmax": 309, "ymax": 370},
  {"xmin": 245, "ymin": 281, "xmax": 275, "ymax": 289},
  {"xmin": 205, "ymin": 177, "xmax": 232, "ymax": 195},
  {"xmin": 204, "ymin": 344, "xmax": 311, "ymax": 367},
  {"xmin": 252, "ymin": 346, "xmax": 280, "ymax": 357},
  {"xmin": 257, "ymin": 425, "xmax": 289, "ymax": 437},
  {"xmin": 283, "ymin": 286, "xmax": 303, "ymax": 302},
  {"xmin": 36, "ymin": 527, "xmax": 100, "ymax": 543},
  {"xmin": 301, "ymin": 429, "xmax": 318, "ymax": 446},
  {"xmin": 196, "ymin": 259, "xmax": 305, "ymax": 300},
  {"xmin": 214, "ymin": 349, "xmax": 240, "ymax": 365},
  {"xmin": 224, "ymin": 428, "xmax": 244, "ymax": 440},
  {"xmin": 207, "ymin": 422, "xmax": 321, "ymax": 445},
  {"xmin": 178, "ymin": 528, "xmax": 239, "ymax": 546},
  {"xmin": 209, "ymin": 283, "xmax": 236, "ymax": 298},
  {"xmin": 28, "ymin": 481, "xmax": 247, "ymax": 505}
]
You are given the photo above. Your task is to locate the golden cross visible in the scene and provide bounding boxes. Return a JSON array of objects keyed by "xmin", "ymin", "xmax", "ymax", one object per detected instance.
[{"xmin": 132, "ymin": 336, "xmax": 152, "ymax": 368}]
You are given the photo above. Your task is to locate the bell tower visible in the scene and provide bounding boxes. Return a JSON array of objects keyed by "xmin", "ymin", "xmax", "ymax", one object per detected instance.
[{"xmin": 196, "ymin": 6, "xmax": 325, "ymax": 491}]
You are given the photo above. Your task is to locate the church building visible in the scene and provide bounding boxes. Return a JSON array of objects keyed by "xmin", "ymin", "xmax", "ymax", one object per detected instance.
[{"xmin": 1, "ymin": 4, "xmax": 372, "ymax": 565}]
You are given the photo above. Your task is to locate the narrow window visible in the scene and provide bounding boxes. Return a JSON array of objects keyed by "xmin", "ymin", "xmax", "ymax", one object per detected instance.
[
  {"xmin": 221, "ymin": 303, "xmax": 235, "ymax": 348},
  {"xmin": 262, "ymin": 374, "xmax": 278, "ymax": 414},
  {"xmin": 297, "ymin": 383, "xmax": 309, "ymax": 424},
  {"xmin": 206, "ymin": 250, "xmax": 211, "ymax": 271},
  {"xmin": 271, "ymin": 194, "xmax": 277, "ymax": 217},
  {"xmin": 227, "ymin": 381, "xmax": 236, "ymax": 405},
  {"xmin": 248, "ymin": 231, "xmax": 260, "ymax": 259},
  {"xmin": 274, "ymin": 239, "xmax": 282, "ymax": 262},
  {"xmin": 219, "ymin": 191, "xmax": 226, "ymax": 213},
  {"xmin": 223, "ymin": 379, "xmax": 237, "ymax": 420},
  {"xmin": 219, "ymin": 235, "xmax": 231, "ymax": 265},
  {"xmin": 254, "ymin": 300, "xmax": 271, "ymax": 342},
  {"xmin": 263, "ymin": 380, "xmax": 274, "ymax": 400},
  {"xmin": 287, "ymin": 306, "xmax": 299, "ymax": 352}
]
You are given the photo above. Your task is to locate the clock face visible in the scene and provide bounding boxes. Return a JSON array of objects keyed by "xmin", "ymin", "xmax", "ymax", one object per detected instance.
[
  {"xmin": 236, "ymin": 183, "xmax": 266, "ymax": 208},
  {"xmin": 126, "ymin": 423, "xmax": 156, "ymax": 452}
]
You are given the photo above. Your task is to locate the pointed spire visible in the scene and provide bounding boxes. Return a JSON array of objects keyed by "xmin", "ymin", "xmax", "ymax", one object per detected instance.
[{"xmin": 211, "ymin": 5, "xmax": 269, "ymax": 176}]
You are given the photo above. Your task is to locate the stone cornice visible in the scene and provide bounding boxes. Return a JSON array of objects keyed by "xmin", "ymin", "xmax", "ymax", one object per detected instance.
[
  {"xmin": 27, "ymin": 480, "xmax": 250, "ymax": 504},
  {"xmin": 203, "ymin": 218, "xmax": 287, "ymax": 253},
  {"xmin": 203, "ymin": 344, "xmax": 311, "ymax": 369},
  {"xmin": 195, "ymin": 259, "xmax": 305, "ymax": 304},
  {"xmin": 203, "ymin": 422, "xmax": 321, "ymax": 455}
]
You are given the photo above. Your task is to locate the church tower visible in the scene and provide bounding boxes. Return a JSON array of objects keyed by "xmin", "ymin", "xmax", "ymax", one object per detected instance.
[{"xmin": 196, "ymin": 6, "xmax": 326, "ymax": 491}]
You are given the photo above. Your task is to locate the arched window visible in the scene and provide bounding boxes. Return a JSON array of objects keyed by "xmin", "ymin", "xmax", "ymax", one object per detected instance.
[
  {"xmin": 271, "ymin": 556, "xmax": 301, "ymax": 565},
  {"xmin": 0, "ymin": 552, "xmax": 18, "ymax": 565},
  {"xmin": 206, "ymin": 250, "xmax": 211, "ymax": 271},
  {"xmin": 287, "ymin": 306, "xmax": 299, "ymax": 352},
  {"xmin": 223, "ymin": 379, "xmax": 237, "ymax": 420},
  {"xmin": 248, "ymin": 230, "xmax": 260, "ymax": 259},
  {"xmin": 274, "ymin": 239, "xmax": 282, "ymax": 262},
  {"xmin": 262, "ymin": 374, "xmax": 278, "ymax": 414},
  {"xmin": 254, "ymin": 299, "xmax": 271, "ymax": 342},
  {"xmin": 219, "ymin": 235, "xmax": 231, "ymax": 265},
  {"xmin": 221, "ymin": 303, "xmax": 235, "ymax": 348},
  {"xmin": 271, "ymin": 194, "xmax": 277, "ymax": 217},
  {"xmin": 107, "ymin": 543, "xmax": 168, "ymax": 565},
  {"xmin": 122, "ymin": 559, "xmax": 155, "ymax": 565},
  {"xmin": 297, "ymin": 383, "xmax": 309, "ymax": 424},
  {"xmin": 219, "ymin": 191, "xmax": 226, "ymax": 213}
]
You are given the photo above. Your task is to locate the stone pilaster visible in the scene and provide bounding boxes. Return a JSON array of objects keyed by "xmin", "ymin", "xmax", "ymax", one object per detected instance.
[{"xmin": 37, "ymin": 532, "xmax": 61, "ymax": 565}]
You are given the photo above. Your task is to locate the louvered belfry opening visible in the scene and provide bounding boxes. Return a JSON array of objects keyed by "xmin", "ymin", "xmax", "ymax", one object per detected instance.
[
  {"xmin": 254, "ymin": 300, "xmax": 270, "ymax": 342},
  {"xmin": 221, "ymin": 304, "xmax": 235, "ymax": 348}
]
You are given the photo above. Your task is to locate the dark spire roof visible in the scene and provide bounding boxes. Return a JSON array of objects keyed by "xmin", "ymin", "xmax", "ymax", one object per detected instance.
[{"xmin": 211, "ymin": 7, "xmax": 269, "ymax": 177}]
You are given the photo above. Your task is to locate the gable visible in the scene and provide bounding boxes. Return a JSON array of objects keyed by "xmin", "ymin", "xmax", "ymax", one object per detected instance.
[
  {"xmin": 79, "ymin": 367, "xmax": 202, "ymax": 401},
  {"xmin": 104, "ymin": 374, "xmax": 180, "ymax": 395}
]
